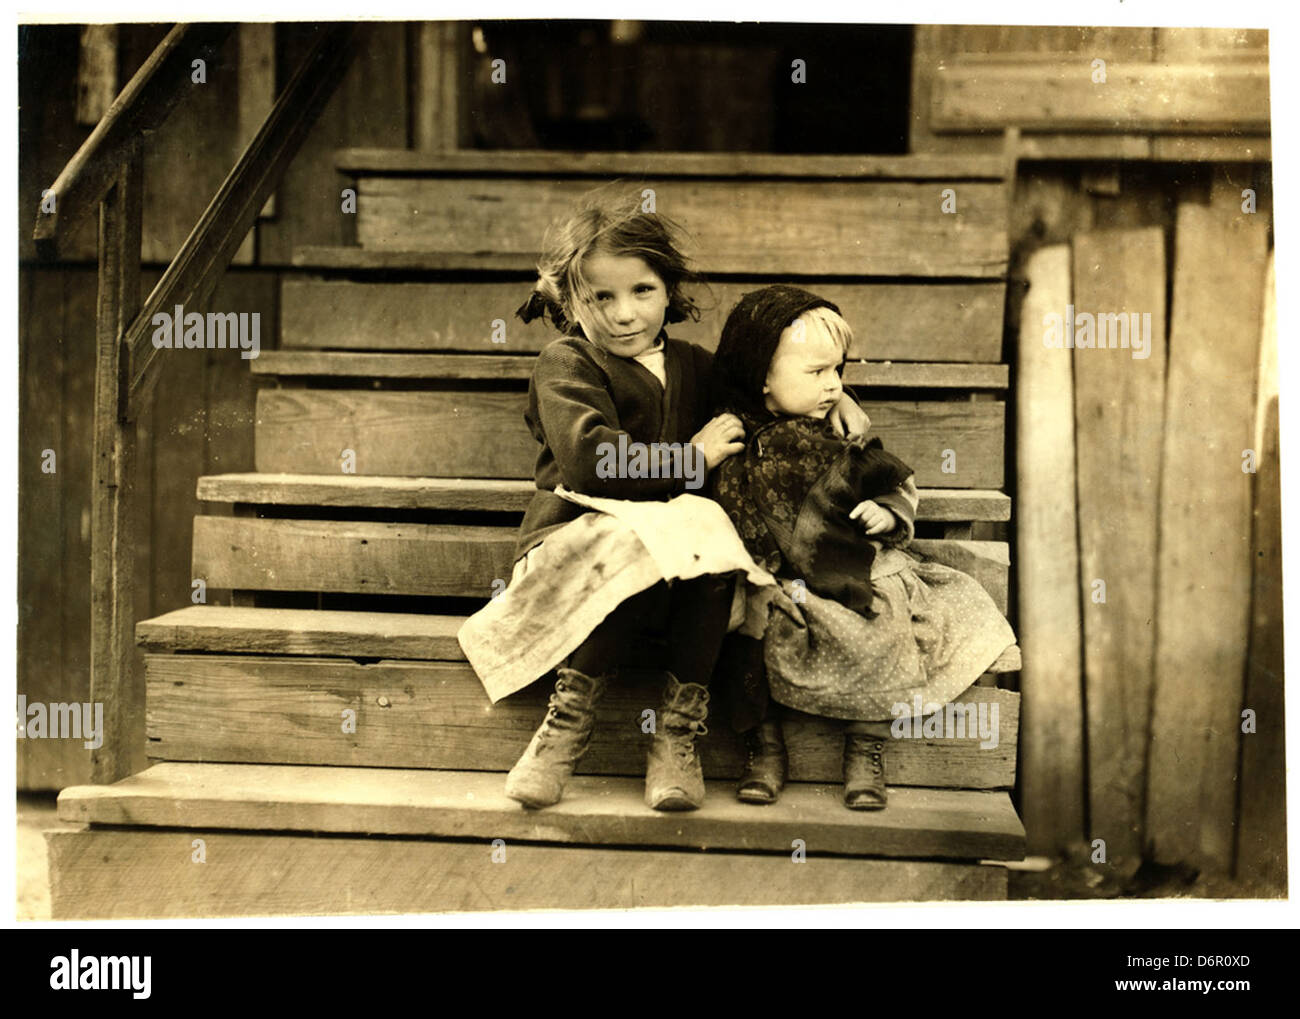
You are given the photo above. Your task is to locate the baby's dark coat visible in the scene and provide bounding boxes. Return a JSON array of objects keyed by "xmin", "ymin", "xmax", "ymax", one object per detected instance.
[{"xmin": 709, "ymin": 416, "xmax": 916, "ymax": 617}]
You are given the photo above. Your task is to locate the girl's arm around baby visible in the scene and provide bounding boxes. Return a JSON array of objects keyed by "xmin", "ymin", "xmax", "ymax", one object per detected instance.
[
  {"xmin": 532, "ymin": 342, "xmax": 741, "ymax": 498},
  {"xmin": 827, "ymin": 392, "xmax": 871, "ymax": 439}
]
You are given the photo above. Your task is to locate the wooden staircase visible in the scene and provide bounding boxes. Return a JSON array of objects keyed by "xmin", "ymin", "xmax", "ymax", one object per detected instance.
[{"xmin": 50, "ymin": 150, "xmax": 1026, "ymax": 916}]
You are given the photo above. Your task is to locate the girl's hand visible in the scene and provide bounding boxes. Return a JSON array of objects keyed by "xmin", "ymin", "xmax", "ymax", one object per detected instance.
[
  {"xmin": 849, "ymin": 499, "xmax": 897, "ymax": 535},
  {"xmin": 691, "ymin": 413, "xmax": 746, "ymax": 471},
  {"xmin": 827, "ymin": 393, "xmax": 871, "ymax": 438}
]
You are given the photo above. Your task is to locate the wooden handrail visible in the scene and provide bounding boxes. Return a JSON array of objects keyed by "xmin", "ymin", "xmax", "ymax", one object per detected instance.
[
  {"xmin": 126, "ymin": 22, "xmax": 358, "ymax": 405},
  {"xmin": 33, "ymin": 23, "xmax": 235, "ymax": 261},
  {"xmin": 33, "ymin": 21, "xmax": 361, "ymax": 783}
]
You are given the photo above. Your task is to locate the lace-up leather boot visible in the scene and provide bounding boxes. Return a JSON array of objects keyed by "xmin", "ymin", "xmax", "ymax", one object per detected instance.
[
  {"xmin": 505, "ymin": 668, "xmax": 609, "ymax": 808},
  {"xmin": 645, "ymin": 673, "xmax": 710, "ymax": 811}
]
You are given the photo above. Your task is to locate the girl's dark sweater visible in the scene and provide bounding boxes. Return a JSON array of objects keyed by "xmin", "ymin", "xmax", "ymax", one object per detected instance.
[{"xmin": 515, "ymin": 332, "xmax": 715, "ymax": 560}]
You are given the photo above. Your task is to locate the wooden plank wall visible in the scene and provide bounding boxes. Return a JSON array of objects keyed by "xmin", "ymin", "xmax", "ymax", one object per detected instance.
[
  {"xmin": 1013, "ymin": 168, "xmax": 1278, "ymax": 887},
  {"xmin": 17, "ymin": 268, "xmax": 270, "ymax": 787},
  {"xmin": 1014, "ymin": 245, "xmax": 1085, "ymax": 856},
  {"xmin": 18, "ymin": 23, "xmax": 411, "ymax": 263},
  {"xmin": 254, "ymin": 23, "xmax": 409, "ymax": 263},
  {"xmin": 1072, "ymin": 228, "xmax": 1165, "ymax": 861},
  {"xmin": 911, "ymin": 26, "xmax": 1269, "ymax": 161},
  {"xmin": 915, "ymin": 47, "xmax": 1270, "ymax": 888},
  {"xmin": 1237, "ymin": 254, "xmax": 1285, "ymax": 891},
  {"xmin": 17, "ymin": 22, "xmax": 410, "ymax": 789},
  {"xmin": 912, "ymin": 25, "xmax": 1155, "ymax": 156},
  {"xmin": 1147, "ymin": 199, "xmax": 1268, "ymax": 874}
]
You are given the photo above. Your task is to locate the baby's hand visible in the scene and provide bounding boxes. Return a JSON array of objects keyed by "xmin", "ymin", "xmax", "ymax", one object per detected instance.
[
  {"xmin": 691, "ymin": 413, "xmax": 746, "ymax": 471},
  {"xmin": 849, "ymin": 499, "xmax": 896, "ymax": 535},
  {"xmin": 827, "ymin": 393, "xmax": 871, "ymax": 439}
]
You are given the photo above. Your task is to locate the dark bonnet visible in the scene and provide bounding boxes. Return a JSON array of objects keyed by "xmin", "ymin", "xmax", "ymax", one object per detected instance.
[{"xmin": 711, "ymin": 284, "xmax": 842, "ymax": 419}]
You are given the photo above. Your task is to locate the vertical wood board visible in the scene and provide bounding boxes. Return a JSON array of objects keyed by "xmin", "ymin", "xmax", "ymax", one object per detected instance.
[
  {"xmin": 1147, "ymin": 202, "xmax": 1267, "ymax": 871},
  {"xmin": 1015, "ymin": 244, "xmax": 1086, "ymax": 854},
  {"xmin": 1072, "ymin": 227, "xmax": 1166, "ymax": 858}
]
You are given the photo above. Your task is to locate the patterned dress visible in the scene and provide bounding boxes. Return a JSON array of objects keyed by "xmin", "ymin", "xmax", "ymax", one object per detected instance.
[{"xmin": 710, "ymin": 415, "xmax": 1017, "ymax": 721}]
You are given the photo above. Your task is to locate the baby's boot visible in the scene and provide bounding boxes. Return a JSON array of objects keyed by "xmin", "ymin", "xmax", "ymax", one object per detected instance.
[
  {"xmin": 645, "ymin": 673, "xmax": 710, "ymax": 811},
  {"xmin": 737, "ymin": 717, "xmax": 787, "ymax": 804},
  {"xmin": 504, "ymin": 667, "xmax": 609, "ymax": 808},
  {"xmin": 843, "ymin": 722, "xmax": 889, "ymax": 810}
]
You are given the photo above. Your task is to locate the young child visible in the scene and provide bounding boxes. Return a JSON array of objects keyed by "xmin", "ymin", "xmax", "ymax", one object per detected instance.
[
  {"xmin": 707, "ymin": 285, "xmax": 1017, "ymax": 810},
  {"xmin": 457, "ymin": 193, "xmax": 870, "ymax": 813}
]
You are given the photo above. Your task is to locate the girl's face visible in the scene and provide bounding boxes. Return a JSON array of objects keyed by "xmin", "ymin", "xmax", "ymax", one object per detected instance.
[
  {"xmin": 762, "ymin": 316, "xmax": 845, "ymax": 419},
  {"xmin": 576, "ymin": 252, "xmax": 668, "ymax": 358}
]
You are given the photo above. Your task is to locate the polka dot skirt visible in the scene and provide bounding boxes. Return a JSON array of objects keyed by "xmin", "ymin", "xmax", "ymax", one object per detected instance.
[{"xmin": 764, "ymin": 560, "xmax": 1017, "ymax": 722}]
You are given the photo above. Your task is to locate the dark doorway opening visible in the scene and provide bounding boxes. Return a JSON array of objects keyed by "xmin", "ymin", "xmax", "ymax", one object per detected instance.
[{"xmin": 465, "ymin": 21, "xmax": 913, "ymax": 154}]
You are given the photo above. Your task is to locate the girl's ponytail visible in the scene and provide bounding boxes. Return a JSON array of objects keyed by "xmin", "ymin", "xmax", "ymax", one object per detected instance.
[{"xmin": 515, "ymin": 286, "xmax": 567, "ymax": 331}]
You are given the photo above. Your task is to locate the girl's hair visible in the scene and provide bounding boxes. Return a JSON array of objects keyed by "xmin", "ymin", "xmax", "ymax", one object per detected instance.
[
  {"xmin": 516, "ymin": 186, "xmax": 704, "ymax": 337},
  {"xmin": 711, "ymin": 284, "xmax": 846, "ymax": 419}
]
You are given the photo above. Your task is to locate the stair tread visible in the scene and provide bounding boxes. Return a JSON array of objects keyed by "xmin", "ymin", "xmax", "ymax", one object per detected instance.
[
  {"xmin": 137, "ymin": 605, "xmax": 466, "ymax": 658},
  {"xmin": 251, "ymin": 351, "xmax": 1009, "ymax": 388},
  {"xmin": 57, "ymin": 762, "xmax": 1025, "ymax": 860},
  {"xmin": 335, "ymin": 147, "xmax": 1009, "ymax": 180},
  {"xmin": 136, "ymin": 604, "xmax": 1021, "ymax": 671},
  {"xmin": 197, "ymin": 473, "xmax": 538, "ymax": 510},
  {"xmin": 196, "ymin": 473, "xmax": 1012, "ymax": 520},
  {"xmin": 291, "ymin": 245, "xmax": 1010, "ymax": 279},
  {"xmin": 293, "ymin": 246, "xmax": 536, "ymax": 271}
]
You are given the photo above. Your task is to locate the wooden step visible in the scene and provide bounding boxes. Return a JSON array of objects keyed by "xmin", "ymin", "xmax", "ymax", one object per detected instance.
[
  {"xmin": 57, "ymin": 762, "xmax": 1025, "ymax": 860},
  {"xmin": 136, "ymin": 604, "xmax": 1020, "ymax": 672},
  {"xmin": 47, "ymin": 829, "xmax": 1007, "ymax": 917},
  {"xmin": 252, "ymin": 351, "xmax": 1011, "ymax": 389},
  {"xmin": 254, "ymin": 389, "xmax": 1006, "ymax": 487},
  {"xmin": 195, "ymin": 473, "xmax": 1013, "ymax": 522},
  {"xmin": 200, "ymin": 474, "xmax": 538, "ymax": 512},
  {"xmin": 293, "ymin": 247, "xmax": 535, "ymax": 271},
  {"xmin": 336, "ymin": 148, "xmax": 1010, "ymax": 180},
  {"xmin": 192, "ymin": 516, "xmax": 510, "ymax": 598},
  {"xmin": 136, "ymin": 648, "xmax": 1019, "ymax": 785},
  {"xmin": 279, "ymin": 277, "xmax": 1008, "ymax": 363},
  {"xmin": 138, "ymin": 605, "xmax": 466, "ymax": 657},
  {"xmin": 191, "ymin": 514, "xmax": 1011, "ymax": 609},
  {"xmin": 352, "ymin": 178, "xmax": 1009, "ymax": 277}
]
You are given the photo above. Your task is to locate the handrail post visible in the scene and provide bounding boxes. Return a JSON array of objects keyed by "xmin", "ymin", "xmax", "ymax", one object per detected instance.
[
  {"xmin": 89, "ymin": 143, "xmax": 143, "ymax": 783},
  {"xmin": 42, "ymin": 22, "xmax": 357, "ymax": 783}
]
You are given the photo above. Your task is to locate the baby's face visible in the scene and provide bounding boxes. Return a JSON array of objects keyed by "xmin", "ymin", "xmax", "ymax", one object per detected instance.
[
  {"xmin": 575, "ymin": 252, "xmax": 668, "ymax": 358},
  {"xmin": 763, "ymin": 317, "xmax": 845, "ymax": 419}
]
